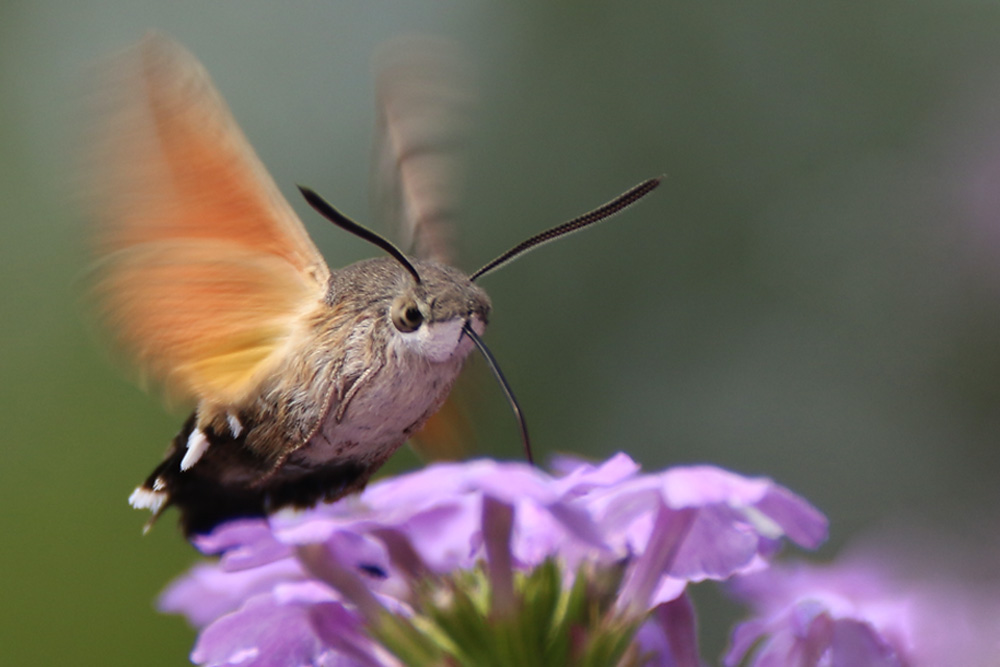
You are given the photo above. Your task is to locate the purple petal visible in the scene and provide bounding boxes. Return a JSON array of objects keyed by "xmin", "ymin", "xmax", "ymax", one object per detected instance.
[
  {"xmin": 648, "ymin": 577, "xmax": 689, "ymax": 607},
  {"xmin": 829, "ymin": 620, "xmax": 904, "ymax": 667},
  {"xmin": 660, "ymin": 466, "xmax": 775, "ymax": 506},
  {"xmin": 309, "ymin": 602, "xmax": 396, "ymax": 667},
  {"xmin": 754, "ymin": 484, "xmax": 829, "ymax": 549},
  {"xmin": 189, "ymin": 593, "xmax": 353, "ymax": 667},
  {"xmin": 580, "ymin": 465, "xmax": 825, "ymax": 594},
  {"xmin": 472, "ymin": 464, "xmax": 562, "ymax": 506},
  {"xmin": 193, "ymin": 519, "xmax": 292, "ymax": 569},
  {"xmin": 668, "ymin": 507, "xmax": 759, "ymax": 580},
  {"xmin": 387, "ymin": 501, "xmax": 481, "ymax": 571},
  {"xmin": 361, "ymin": 460, "xmax": 554, "ymax": 511},
  {"xmin": 724, "ymin": 617, "xmax": 768, "ymax": 666},
  {"xmin": 636, "ymin": 594, "xmax": 702, "ymax": 667},
  {"xmin": 661, "ymin": 467, "xmax": 828, "ymax": 551},
  {"xmin": 619, "ymin": 504, "xmax": 696, "ymax": 611},
  {"xmin": 550, "ymin": 452, "xmax": 641, "ymax": 495},
  {"xmin": 159, "ymin": 559, "xmax": 304, "ymax": 628}
]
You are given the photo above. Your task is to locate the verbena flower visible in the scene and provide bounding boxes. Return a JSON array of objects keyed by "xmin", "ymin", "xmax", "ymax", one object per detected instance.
[
  {"xmin": 160, "ymin": 453, "xmax": 827, "ymax": 666},
  {"xmin": 725, "ymin": 549, "xmax": 1000, "ymax": 667}
]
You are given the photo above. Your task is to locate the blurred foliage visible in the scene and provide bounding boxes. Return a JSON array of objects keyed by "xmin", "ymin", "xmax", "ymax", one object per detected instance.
[{"xmin": 5, "ymin": 1, "xmax": 1000, "ymax": 664}]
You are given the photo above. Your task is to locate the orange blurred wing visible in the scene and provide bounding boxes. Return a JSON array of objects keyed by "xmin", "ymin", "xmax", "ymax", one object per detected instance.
[{"xmin": 87, "ymin": 33, "xmax": 330, "ymax": 406}]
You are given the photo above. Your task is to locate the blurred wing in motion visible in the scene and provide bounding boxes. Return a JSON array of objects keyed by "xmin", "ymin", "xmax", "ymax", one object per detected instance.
[
  {"xmin": 372, "ymin": 37, "xmax": 480, "ymax": 459},
  {"xmin": 86, "ymin": 33, "xmax": 331, "ymax": 408},
  {"xmin": 371, "ymin": 36, "xmax": 474, "ymax": 265}
]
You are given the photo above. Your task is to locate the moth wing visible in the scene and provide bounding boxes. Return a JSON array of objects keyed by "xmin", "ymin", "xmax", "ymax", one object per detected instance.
[
  {"xmin": 87, "ymin": 33, "xmax": 330, "ymax": 406},
  {"xmin": 371, "ymin": 36, "xmax": 473, "ymax": 265},
  {"xmin": 370, "ymin": 37, "xmax": 485, "ymax": 460}
]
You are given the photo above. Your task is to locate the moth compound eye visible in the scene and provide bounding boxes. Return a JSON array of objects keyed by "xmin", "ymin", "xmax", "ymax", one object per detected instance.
[{"xmin": 391, "ymin": 299, "xmax": 424, "ymax": 333}]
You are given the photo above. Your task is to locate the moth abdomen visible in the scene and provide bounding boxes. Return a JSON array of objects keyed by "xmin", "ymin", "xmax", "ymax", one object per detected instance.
[
  {"xmin": 131, "ymin": 411, "xmax": 381, "ymax": 537},
  {"xmin": 131, "ymin": 414, "xmax": 265, "ymax": 535}
]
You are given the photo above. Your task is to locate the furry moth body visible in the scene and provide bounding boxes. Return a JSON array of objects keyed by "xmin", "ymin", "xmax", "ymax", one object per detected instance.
[
  {"xmin": 89, "ymin": 34, "xmax": 659, "ymax": 536},
  {"xmin": 128, "ymin": 257, "xmax": 489, "ymax": 535}
]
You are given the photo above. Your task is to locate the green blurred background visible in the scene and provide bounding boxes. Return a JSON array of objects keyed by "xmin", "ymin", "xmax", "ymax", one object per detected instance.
[{"xmin": 5, "ymin": 1, "xmax": 1000, "ymax": 664}]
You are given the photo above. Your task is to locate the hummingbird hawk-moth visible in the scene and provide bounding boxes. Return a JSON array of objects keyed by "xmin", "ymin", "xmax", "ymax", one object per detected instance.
[{"xmin": 86, "ymin": 33, "xmax": 659, "ymax": 536}]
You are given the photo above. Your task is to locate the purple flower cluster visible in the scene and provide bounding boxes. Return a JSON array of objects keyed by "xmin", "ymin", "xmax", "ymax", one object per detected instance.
[
  {"xmin": 727, "ymin": 548, "xmax": 1000, "ymax": 666},
  {"xmin": 160, "ymin": 454, "xmax": 827, "ymax": 665}
]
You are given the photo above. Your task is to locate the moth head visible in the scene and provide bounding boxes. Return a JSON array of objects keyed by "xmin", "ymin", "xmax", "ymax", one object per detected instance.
[
  {"xmin": 387, "ymin": 260, "xmax": 490, "ymax": 362},
  {"xmin": 300, "ymin": 177, "xmax": 662, "ymax": 465},
  {"xmin": 299, "ymin": 187, "xmax": 490, "ymax": 362}
]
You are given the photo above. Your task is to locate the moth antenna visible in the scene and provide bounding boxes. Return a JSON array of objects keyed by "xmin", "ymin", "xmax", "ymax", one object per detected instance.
[
  {"xmin": 299, "ymin": 186, "xmax": 422, "ymax": 284},
  {"xmin": 470, "ymin": 176, "xmax": 662, "ymax": 282},
  {"xmin": 461, "ymin": 323, "xmax": 533, "ymax": 465}
]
